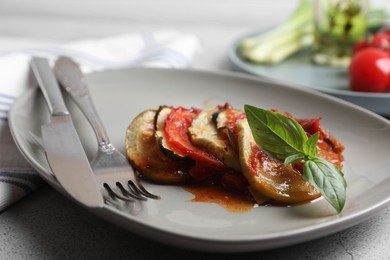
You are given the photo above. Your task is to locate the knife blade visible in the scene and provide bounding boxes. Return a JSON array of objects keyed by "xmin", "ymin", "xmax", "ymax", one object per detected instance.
[{"xmin": 30, "ymin": 57, "xmax": 103, "ymax": 208}]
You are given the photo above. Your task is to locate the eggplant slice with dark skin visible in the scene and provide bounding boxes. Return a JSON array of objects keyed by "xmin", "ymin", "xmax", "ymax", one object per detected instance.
[
  {"xmin": 154, "ymin": 106, "xmax": 191, "ymax": 161},
  {"xmin": 126, "ymin": 109, "xmax": 192, "ymax": 184},
  {"xmin": 212, "ymin": 109, "xmax": 245, "ymax": 153},
  {"xmin": 188, "ymin": 107, "xmax": 241, "ymax": 171}
]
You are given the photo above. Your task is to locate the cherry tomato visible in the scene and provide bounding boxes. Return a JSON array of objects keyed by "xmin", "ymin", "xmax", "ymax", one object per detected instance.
[
  {"xmin": 381, "ymin": 25, "xmax": 390, "ymax": 36},
  {"xmin": 352, "ymin": 32, "xmax": 390, "ymax": 55},
  {"xmin": 349, "ymin": 47, "xmax": 390, "ymax": 92},
  {"xmin": 352, "ymin": 39, "xmax": 368, "ymax": 54},
  {"xmin": 371, "ymin": 32, "xmax": 390, "ymax": 49}
]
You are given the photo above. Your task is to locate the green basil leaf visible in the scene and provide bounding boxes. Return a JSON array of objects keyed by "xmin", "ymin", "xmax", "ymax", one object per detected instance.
[
  {"xmin": 244, "ymin": 104, "xmax": 308, "ymax": 160},
  {"xmin": 303, "ymin": 157, "xmax": 347, "ymax": 213},
  {"xmin": 284, "ymin": 153, "xmax": 305, "ymax": 166},
  {"xmin": 244, "ymin": 104, "xmax": 347, "ymax": 213},
  {"xmin": 304, "ymin": 132, "xmax": 320, "ymax": 159}
]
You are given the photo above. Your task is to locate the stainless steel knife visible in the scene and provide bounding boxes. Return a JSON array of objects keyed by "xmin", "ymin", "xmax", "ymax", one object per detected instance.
[{"xmin": 30, "ymin": 57, "xmax": 104, "ymax": 208}]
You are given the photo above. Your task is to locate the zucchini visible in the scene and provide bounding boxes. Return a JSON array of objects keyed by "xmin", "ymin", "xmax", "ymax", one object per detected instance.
[
  {"xmin": 154, "ymin": 106, "xmax": 190, "ymax": 161},
  {"xmin": 236, "ymin": 119, "xmax": 321, "ymax": 205},
  {"xmin": 125, "ymin": 109, "xmax": 192, "ymax": 184},
  {"xmin": 188, "ymin": 107, "xmax": 241, "ymax": 171}
]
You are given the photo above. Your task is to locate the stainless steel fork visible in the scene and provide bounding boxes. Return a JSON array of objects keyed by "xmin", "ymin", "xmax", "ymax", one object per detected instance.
[{"xmin": 54, "ymin": 56, "xmax": 160, "ymax": 202}]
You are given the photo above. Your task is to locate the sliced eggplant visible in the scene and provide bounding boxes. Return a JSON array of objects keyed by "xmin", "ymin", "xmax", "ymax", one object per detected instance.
[
  {"xmin": 213, "ymin": 109, "xmax": 245, "ymax": 152},
  {"xmin": 216, "ymin": 126, "xmax": 237, "ymax": 152},
  {"xmin": 213, "ymin": 108, "xmax": 244, "ymax": 129},
  {"xmin": 126, "ymin": 109, "xmax": 192, "ymax": 184},
  {"xmin": 154, "ymin": 106, "xmax": 189, "ymax": 161},
  {"xmin": 236, "ymin": 119, "xmax": 321, "ymax": 205},
  {"xmin": 188, "ymin": 107, "xmax": 241, "ymax": 171}
]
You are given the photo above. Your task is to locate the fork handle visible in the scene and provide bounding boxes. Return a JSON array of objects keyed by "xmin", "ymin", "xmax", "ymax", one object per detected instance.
[{"xmin": 54, "ymin": 56, "xmax": 112, "ymax": 151}]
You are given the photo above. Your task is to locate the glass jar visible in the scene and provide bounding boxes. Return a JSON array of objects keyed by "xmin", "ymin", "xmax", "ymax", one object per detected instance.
[{"xmin": 312, "ymin": 0, "xmax": 368, "ymax": 67}]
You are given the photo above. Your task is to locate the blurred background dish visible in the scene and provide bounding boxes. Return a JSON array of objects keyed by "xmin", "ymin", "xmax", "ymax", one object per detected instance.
[{"xmin": 229, "ymin": 40, "xmax": 390, "ymax": 116}]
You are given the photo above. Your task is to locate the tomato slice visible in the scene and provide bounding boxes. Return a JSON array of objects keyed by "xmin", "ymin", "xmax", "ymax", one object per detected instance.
[{"xmin": 164, "ymin": 106, "xmax": 226, "ymax": 179}]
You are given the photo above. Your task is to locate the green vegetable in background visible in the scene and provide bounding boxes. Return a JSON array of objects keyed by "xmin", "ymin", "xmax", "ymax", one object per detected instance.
[
  {"xmin": 244, "ymin": 104, "xmax": 347, "ymax": 213},
  {"xmin": 312, "ymin": 0, "xmax": 368, "ymax": 67},
  {"xmin": 239, "ymin": 0, "xmax": 389, "ymax": 64},
  {"xmin": 240, "ymin": 0, "xmax": 314, "ymax": 64}
]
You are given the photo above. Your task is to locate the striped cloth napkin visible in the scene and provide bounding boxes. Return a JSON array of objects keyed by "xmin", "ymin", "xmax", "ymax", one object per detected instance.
[{"xmin": 0, "ymin": 31, "xmax": 201, "ymax": 211}]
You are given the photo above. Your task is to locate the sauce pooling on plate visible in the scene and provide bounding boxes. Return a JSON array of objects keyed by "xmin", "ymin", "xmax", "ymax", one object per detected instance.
[{"xmin": 184, "ymin": 178, "xmax": 255, "ymax": 213}]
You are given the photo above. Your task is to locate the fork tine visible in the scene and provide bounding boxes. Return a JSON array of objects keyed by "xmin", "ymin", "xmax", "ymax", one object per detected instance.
[
  {"xmin": 116, "ymin": 182, "xmax": 147, "ymax": 201},
  {"xmin": 129, "ymin": 180, "xmax": 161, "ymax": 200},
  {"xmin": 103, "ymin": 183, "xmax": 135, "ymax": 202}
]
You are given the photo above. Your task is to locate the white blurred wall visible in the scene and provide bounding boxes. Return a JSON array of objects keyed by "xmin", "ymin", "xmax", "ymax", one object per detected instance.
[{"xmin": 0, "ymin": 0, "xmax": 389, "ymax": 69}]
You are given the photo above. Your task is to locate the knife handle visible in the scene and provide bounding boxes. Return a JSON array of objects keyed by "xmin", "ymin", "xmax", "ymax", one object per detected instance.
[{"xmin": 30, "ymin": 57, "xmax": 70, "ymax": 116}]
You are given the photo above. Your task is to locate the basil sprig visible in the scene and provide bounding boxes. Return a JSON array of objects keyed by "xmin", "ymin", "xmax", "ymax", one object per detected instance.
[{"xmin": 244, "ymin": 104, "xmax": 347, "ymax": 213}]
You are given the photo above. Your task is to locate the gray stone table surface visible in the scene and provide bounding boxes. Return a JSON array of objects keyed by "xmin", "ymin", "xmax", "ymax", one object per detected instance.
[{"xmin": 1, "ymin": 0, "xmax": 390, "ymax": 259}]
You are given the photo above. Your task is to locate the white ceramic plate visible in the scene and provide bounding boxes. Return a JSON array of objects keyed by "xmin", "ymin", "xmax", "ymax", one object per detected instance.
[
  {"xmin": 229, "ymin": 34, "xmax": 390, "ymax": 116},
  {"xmin": 9, "ymin": 68, "xmax": 390, "ymax": 252}
]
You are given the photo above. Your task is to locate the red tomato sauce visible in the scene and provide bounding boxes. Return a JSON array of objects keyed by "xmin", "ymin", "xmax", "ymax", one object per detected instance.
[{"xmin": 184, "ymin": 175, "xmax": 255, "ymax": 213}]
